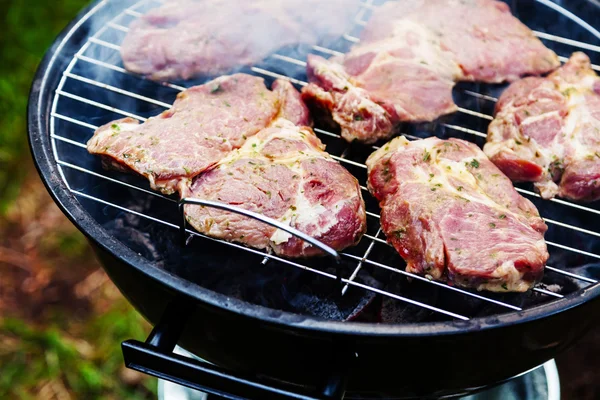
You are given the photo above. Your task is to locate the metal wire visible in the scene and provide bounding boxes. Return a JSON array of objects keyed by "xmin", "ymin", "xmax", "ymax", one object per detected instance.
[
  {"xmin": 178, "ymin": 198, "xmax": 342, "ymax": 262},
  {"xmin": 48, "ymin": 0, "xmax": 600, "ymax": 321}
]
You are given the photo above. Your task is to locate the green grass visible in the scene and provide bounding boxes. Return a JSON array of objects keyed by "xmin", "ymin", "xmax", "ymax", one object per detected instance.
[
  {"xmin": 1, "ymin": 309, "xmax": 153, "ymax": 399},
  {"xmin": 0, "ymin": 0, "xmax": 92, "ymax": 213},
  {"xmin": 0, "ymin": 1, "xmax": 156, "ymax": 398}
]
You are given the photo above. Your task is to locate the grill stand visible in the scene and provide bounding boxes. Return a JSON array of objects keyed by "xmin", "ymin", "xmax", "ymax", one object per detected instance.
[{"xmin": 123, "ymin": 299, "xmax": 354, "ymax": 400}]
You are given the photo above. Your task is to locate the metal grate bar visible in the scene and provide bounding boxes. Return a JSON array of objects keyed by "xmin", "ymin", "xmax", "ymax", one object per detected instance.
[
  {"xmin": 366, "ymin": 211, "xmax": 380, "ymax": 219},
  {"xmin": 124, "ymin": 9, "xmax": 143, "ymax": 18},
  {"xmin": 89, "ymin": 36, "xmax": 121, "ymax": 51},
  {"xmin": 533, "ymin": 287, "xmax": 563, "ymax": 298},
  {"xmin": 311, "ymin": 45, "xmax": 344, "ymax": 57},
  {"xmin": 342, "ymin": 228, "xmax": 381, "ymax": 295},
  {"xmin": 515, "ymin": 187, "xmax": 600, "ymax": 217},
  {"xmin": 463, "ymin": 90, "xmax": 498, "ymax": 102},
  {"xmin": 556, "ymin": 55, "xmax": 600, "ymax": 72},
  {"xmin": 58, "ymin": 159, "xmax": 176, "ymax": 202},
  {"xmin": 442, "ymin": 124, "xmax": 488, "ymax": 138},
  {"xmin": 64, "ymin": 72, "xmax": 173, "ymax": 108},
  {"xmin": 330, "ymin": 155, "xmax": 367, "ymax": 169},
  {"xmin": 108, "ymin": 21, "xmax": 128, "ymax": 32},
  {"xmin": 250, "ymin": 67, "xmax": 307, "ymax": 86},
  {"xmin": 56, "ymin": 89, "xmax": 147, "ymax": 121},
  {"xmin": 456, "ymin": 107, "xmax": 493, "ymax": 121},
  {"xmin": 343, "ymin": 34, "xmax": 360, "ymax": 43},
  {"xmin": 545, "ymin": 265, "xmax": 597, "ymax": 284},
  {"xmin": 363, "ymin": 234, "xmax": 387, "ymax": 246},
  {"xmin": 270, "ymin": 54, "xmax": 308, "ymax": 67},
  {"xmin": 546, "ymin": 240, "xmax": 600, "ymax": 260},
  {"xmin": 534, "ymin": 0, "xmax": 600, "ymax": 41},
  {"xmin": 543, "ymin": 217, "xmax": 600, "ymax": 238},
  {"xmin": 52, "ymin": 112, "xmax": 100, "ymax": 130},
  {"xmin": 52, "ymin": 134, "xmax": 88, "ymax": 149}
]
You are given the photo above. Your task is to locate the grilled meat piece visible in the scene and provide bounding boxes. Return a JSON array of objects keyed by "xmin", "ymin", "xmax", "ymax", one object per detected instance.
[
  {"xmin": 367, "ymin": 136, "xmax": 548, "ymax": 292},
  {"xmin": 120, "ymin": 0, "xmax": 360, "ymax": 81},
  {"xmin": 183, "ymin": 119, "xmax": 367, "ymax": 257},
  {"xmin": 302, "ymin": 54, "xmax": 458, "ymax": 144},
  {"xmin": 302, "ymin": 0, "xmax": 559, "ymax": 144},
  {"xmin": 485, "ymin": 52, "xmax": 600, "ymax": 202},
  {"xmin": 87, "ymin": 74, "xmax": 308, "ymax": 195}
]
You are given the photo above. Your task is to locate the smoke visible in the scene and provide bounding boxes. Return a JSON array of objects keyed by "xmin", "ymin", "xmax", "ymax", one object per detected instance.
[{"xmin": 85, "ymin": 0, "xmax": 364, "ymax": 87}]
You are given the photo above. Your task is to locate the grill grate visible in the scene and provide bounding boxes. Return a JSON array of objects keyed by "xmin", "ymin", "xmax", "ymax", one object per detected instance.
[{"xmin": 50, "ymin": 0, "xmax": 600, "ymax": 321}]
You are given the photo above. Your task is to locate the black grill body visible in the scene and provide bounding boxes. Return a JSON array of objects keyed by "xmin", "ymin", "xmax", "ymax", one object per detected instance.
[{"xmin": 27, "ymin": 0, "xmax": 600, "ymax": 398}]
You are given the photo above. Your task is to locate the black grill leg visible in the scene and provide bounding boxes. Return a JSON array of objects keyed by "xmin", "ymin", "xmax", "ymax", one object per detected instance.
[{"xmin": 146, "ymin": 298, "xmax": 191, "ymax": 351}]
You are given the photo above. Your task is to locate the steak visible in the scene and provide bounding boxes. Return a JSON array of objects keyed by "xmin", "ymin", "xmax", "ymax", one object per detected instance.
[
  {"xmin": 367, "ymin": 136, "xmax": 548, "ymax": 292},
  {"xmin": 485, "ymin": 52, "xmax": 600, "ymax": 202},
  {"xmin": 183, "ymin": 119, "xmax": 367, "ymax": 257},
  {"xmin": 121, "ymin": 0, "xmax": 361, "ymax": 81},
  {"xmin": 301, "ymin": 0, "xmax": 560, "ymax": 144},
  {"xmin": 87, "ymin": 74, "xmax": 308, "ymax": 195}
]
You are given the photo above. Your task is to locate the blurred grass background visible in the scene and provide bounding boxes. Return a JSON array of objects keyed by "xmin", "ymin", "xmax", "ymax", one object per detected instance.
[
  {"xmin": 0, "ymin": 1, "xmax": 155, "ymax": 398},
  {"xmin": 2, "ymin": 0, "xmax": 600, "ymax": 399}
]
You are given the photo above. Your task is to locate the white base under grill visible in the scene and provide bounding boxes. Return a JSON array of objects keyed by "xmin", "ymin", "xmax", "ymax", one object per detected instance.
[{"xmin": 157, "ymin": 346, "xmax": 560, "ymax": 400}]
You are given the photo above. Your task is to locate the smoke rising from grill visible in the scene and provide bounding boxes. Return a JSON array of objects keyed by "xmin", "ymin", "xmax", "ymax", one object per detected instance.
[
  {"xmin": 119, "ymin": 0, "xmax": 363, "ymax": 82},
  {"xmin": 85, "ymin": 0, "xmax": 364, "ymax": 88}
]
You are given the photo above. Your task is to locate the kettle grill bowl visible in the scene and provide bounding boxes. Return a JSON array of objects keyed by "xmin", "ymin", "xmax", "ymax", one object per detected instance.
[{"xmin": 27, "ymin": 0, "xmax": 600, "ymax": 397}]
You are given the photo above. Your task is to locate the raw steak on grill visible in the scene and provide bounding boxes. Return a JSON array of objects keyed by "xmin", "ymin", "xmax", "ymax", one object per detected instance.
[
  {"xmin": 87, "ymin": 74, "xmax": 309, "ymax": 195},
  {"xmin": 183, "ymin": 119, "xmax": 367, "ymax": 257},
  {"xmin": 120, "ymin": 0, "xmax": 361, "ymax": 81},
  {"xmin": 485, "ymin": 52, "xmax": 600, "ymax": 202},
  {"xmin": 367, "ymin": 136, "xmax": 548, "ymax": 292},
  {"xmin": 301, "ymin": 0, "xmax": 560, "ymax": 144}
]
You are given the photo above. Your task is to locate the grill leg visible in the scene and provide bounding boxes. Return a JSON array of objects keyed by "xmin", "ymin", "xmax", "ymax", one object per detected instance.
[
  {"xmin": 320, "ymin": 346, "xmax": 356, "ymax": 400},
  {"xmin": 146, "ymin": 298, "xmax": 191, "ymax": 351}
]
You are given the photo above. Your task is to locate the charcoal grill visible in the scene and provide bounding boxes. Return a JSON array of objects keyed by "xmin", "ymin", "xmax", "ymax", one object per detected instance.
[{"xmin": 28, "ymin": 0, "xmax": 600, "ymax": 398}]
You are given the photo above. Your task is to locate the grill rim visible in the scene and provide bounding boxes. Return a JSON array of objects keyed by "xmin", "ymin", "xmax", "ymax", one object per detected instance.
[{"xmin": 27, "ymin": 0, "xmax": 600, "ymax": 338}]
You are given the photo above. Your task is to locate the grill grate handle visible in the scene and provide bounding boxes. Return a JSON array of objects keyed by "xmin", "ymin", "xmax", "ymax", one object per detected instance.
[
  {"xmin": 178, "ymin": 198, "xmax": 341, "ymax": 261},
  {"xmin": 178, "ymin": 198, "xmax": 344, "ymax": 283},
  {"xmin": 122, "ymin": 299, "xmax": 353, "ymax": 400}
]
